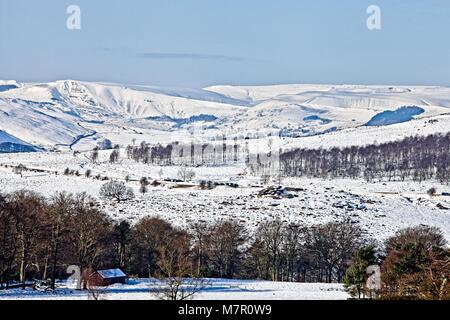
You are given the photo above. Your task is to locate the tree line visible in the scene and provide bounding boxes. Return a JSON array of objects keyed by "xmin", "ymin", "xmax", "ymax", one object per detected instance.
[
  {"xmin": 122, "ymin": 133, "xmax": 450, "ymax": 184},
  {"xmin": 1, "ymin": 189, "xmax": 448, "ymax": 299},
  {"xmin": 1, "ymin": 189, "xmax": 366, "ymax": 289},
  {"xmin": 125, "ymin": 139, "xmax": 247, "ymax": 167},
  {"xmin": 279, "ymin": 133, "xmax": 450, "ymax": 183}
]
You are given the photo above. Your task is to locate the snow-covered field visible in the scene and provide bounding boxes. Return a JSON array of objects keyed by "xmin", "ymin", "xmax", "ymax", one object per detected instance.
[
  {"xmin": 0, "ymin": 279, "xmax": 349, "ymax": 300},
  {"xmin": 1, "ymin": 149, "xmax": 450, "ymax": 243}
]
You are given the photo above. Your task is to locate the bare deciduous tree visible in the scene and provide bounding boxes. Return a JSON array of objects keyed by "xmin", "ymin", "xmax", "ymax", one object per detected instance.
[
  {"xmin": 139, "ymin": 177, "xmax": 149, "ymax": 195},
  {"xmin": 154, "ymin": 230, "xmax": 208, "ymax": 300},
  {"xmin": 203, "ymin": 220, "xmax": 246, "ymax": 279},
  {"xmin": 90, "ymin": 147, "xmax": 99, "ymax": 164},
  {"xmin": 109, "ymin": 149, "xmax": 120, "ymax": 164},
  {"xmin": 70, "ymin": 193, "xmax": 113, "ymax": 289},
  {"xmin": 100, "ymin": 181, "xmax": 135, "ymax": 203},
  {"xmin": 177, "ymin": 166, "xmax": 196, "ymax": 182}
]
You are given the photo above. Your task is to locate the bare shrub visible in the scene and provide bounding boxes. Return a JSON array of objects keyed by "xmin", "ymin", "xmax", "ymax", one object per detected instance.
[
  {"xmin": 177, "ymin": 167, "xmax": 196, "ymax": 182},
  {"xmin": 100, "ymin": 181, "xmax": 135, "ymax": 203}
]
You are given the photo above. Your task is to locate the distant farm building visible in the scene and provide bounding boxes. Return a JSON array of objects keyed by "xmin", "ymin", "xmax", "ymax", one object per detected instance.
[{"xmin": 90, "ymin": 269, "xmax": 127, "ymax": 286}]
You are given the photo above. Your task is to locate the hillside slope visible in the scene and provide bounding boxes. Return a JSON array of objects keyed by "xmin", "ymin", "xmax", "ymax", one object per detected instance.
[{"xmin": 1, "ymin": 81, "xmax": 449, "ymax": 150}]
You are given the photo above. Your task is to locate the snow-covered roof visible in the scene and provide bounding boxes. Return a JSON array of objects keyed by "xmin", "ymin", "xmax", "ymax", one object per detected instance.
[{"xmin": 96, "ymin": 268, "xmax": 126, "ymax": 279}]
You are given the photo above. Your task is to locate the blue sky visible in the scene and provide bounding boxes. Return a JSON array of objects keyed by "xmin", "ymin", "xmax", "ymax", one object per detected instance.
[{"xmin": 1, "ymin": 0, "xmax": 449, "ymax": 87}]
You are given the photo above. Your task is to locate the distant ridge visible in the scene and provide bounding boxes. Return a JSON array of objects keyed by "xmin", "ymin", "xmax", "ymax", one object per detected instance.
[{"xmin": 1, "ymin": 80, "xmax": 450, "ymax": 151}]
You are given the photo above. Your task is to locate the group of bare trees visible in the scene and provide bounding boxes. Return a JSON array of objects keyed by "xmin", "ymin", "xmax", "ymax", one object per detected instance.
[
  {"xmin": 279, "ymin": 133, "xmax": 450, "ymax": 183},
  {"xmin": 125, "ymin": 138, "xmax": 245, "ymax": 167},
  {"xmin": 124, "ymin": 133, "xmax": 450, "ymax": 184},
  {"xmin": 2, "ymin": 188, "xmax": 448, "ymax": 299},
  {"xmin": 0, "ymin": 191, "xmax": 113, "ymax": 290},
  {"xmin": 124, "ymin": 218, "xmax": 366, "ymax": 284},
  {"xmin": 189, "ymin": 219, "xmax": 366, "ymax": 283},
  {"xmin": 244, "ymin": 220, "xmax": 365, "ymax": 283},
  {"xmin": 0, "ymin": 189, "xmax": 366, "ymax": 289},
  {"xmin": 109, "ymin": 145, "xmax": 120, "ymax": 164}
]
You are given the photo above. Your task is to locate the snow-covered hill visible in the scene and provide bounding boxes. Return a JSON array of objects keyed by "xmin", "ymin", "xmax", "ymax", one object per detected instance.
[
  {"xmin": 0, "ymin": 80, "xmax": 20, "ymax": 93},
  {"xmin": 1, "ymin": 80, "xmax": 450, "ymax": 150},
  {"xmin": 0, "ymin": 130, "xmax": 37, "ymax": 153},
  {"xmin": 209, "ymin": 84, "xmax": 450, "ymax": 134},
  {"xmin": 0, "ymin": 80, "xmax": 246, "ymax": 147}
]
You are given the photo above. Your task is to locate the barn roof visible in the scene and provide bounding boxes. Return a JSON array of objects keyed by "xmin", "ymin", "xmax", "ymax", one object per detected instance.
[{"xmin": 96, "ymin": 268, "xmax": 126, "ymax": 279}]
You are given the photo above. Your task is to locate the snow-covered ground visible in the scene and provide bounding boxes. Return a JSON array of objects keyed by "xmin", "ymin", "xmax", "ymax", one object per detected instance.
[
  {"xmin": 0, "ymin": 279, "xmax": 349, "ymax": 300},
  {"xmin": 1, "ymin": 150, "xmax": 450, "ymax": 243}
]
